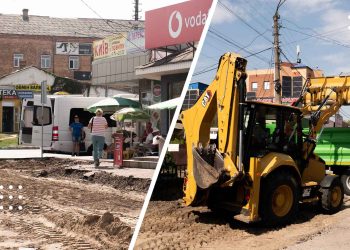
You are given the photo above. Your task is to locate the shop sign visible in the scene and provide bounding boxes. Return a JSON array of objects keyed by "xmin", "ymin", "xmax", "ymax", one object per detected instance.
[
  {"xmin": 15, "ymin": 84, "xmax": 51, "ymax": 92},
  {"xmin": 145, "ymin": 0, "xmax": 212, "ymax": 49},
  {"xmin": 0, "ymin": 89, "xmax": 18, "ymax": 99},
  {"xmin": 93, "ymin": 33, "xmax": 127, "ymax": 60},
  {"xmin": 254, "ymin": 97, "xmax": 298, "ymax": 104},
  {"xmin": 127, "ymin": 29, "xmax": 145, "ymax": 53},
  {"xmin": 17, "ymin": 90, "xmax": 34, "ymax": 99}
]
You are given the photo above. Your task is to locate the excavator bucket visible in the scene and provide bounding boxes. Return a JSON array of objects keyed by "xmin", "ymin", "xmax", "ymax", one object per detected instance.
[{"xmin": 192, "ymin": 147, "xmax": 224, "ymax": 189}]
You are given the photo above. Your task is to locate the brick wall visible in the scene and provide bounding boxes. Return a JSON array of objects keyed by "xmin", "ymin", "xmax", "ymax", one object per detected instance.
[{"xmin": 0, "ymin": 34, "xmax": 94, "ymax": 80}]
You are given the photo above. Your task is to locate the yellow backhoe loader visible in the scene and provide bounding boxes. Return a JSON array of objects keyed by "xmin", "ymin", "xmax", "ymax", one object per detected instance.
[{"xmin": 181, "ymin": 52, "xmax": 344, "ymax": 225}]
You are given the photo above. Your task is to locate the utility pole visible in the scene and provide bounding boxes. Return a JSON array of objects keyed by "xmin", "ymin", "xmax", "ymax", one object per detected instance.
[
  {"xmin": 134, "ymin": 0, "xmax": 139, "ymax": 21},
  {"xmin": 273, "ymin": 0, "xmax": 285, "ymax": 104}
]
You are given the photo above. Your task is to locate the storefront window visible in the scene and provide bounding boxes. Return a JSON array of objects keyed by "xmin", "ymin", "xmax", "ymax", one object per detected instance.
[{"xmin": 171, "ymin": 81, "xmax": 184, "ymax": 98}]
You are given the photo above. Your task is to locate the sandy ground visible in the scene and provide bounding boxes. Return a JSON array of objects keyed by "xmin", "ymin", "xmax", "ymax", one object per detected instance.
[
  {"xmin": 135, "ymin": 185, "xmax": 350, "ymax": 250},
  {"xmin": 0, "ymin": 158, "xmax": 151, "ymax": 250}
]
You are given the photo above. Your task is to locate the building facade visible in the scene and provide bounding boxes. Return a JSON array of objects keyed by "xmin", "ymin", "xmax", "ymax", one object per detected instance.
[
  {"xmin": 0, "ymin": 9, "xmax": 140, "ymax": 133},
  {"xmin": 0, "ymin": 9, "xmax": 138, "ymax": 82},
  {"xmin": 246, "ymin": 62, "xmax": 324, "ymax": 103}
]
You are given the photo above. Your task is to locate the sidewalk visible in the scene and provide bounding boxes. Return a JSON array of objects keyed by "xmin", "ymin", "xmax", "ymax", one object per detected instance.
[{"xmin": 0, "ymin": 149, "xmax": 155, "ymax": 179}]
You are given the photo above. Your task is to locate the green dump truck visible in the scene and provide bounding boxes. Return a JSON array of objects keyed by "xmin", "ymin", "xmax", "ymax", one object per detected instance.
[{"xmin": 315, "ymin": 127, "xmax": 350, "ymax": 195}]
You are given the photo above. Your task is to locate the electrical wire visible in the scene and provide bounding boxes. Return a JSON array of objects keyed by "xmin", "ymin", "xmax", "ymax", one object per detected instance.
[
  {"xmin": 283, "ymin": 26, "xmax": 350, "ymax": 49},
  {"xmin": 218, "ymin": 0, "xmax": 273, "ymax": 44},
  {"xmin": 208, "ymin": 29, "xmax": 272, "ymax": 63}
]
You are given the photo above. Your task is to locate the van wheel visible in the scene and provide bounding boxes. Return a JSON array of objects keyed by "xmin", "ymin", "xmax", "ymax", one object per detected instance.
[
  {"xmin": 320, "ymin": 177, "xmax": 344, "ymax": 213},
  {"xmin": 340, "ymin": 171, "xmax": 350, "ymax": 195},
  {"xmin": 260, "ymin": 172, "xmax": 299, "ymax": 226}
]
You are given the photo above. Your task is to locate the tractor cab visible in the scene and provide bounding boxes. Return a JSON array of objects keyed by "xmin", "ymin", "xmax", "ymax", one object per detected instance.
[{"xmin": 243, "ymin": 101, "xmax": 303, "ymax": 164}]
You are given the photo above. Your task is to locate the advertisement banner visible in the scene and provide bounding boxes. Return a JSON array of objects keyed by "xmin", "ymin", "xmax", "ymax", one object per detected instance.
[
  {"xmin": 56, "ymin": 42, "xmax": 79, "ymax": 55},
  {"xmin": 126, "ymin": 29, "xmax": 145, "ymax": 53},
  {"xmin": 145, "ymin": 0, "xmax": 212, "ymax": 49},
  {"xmin": 0, "ymin": 89, "xmax": 18, "ymax": 99},
  {"xmin": 93, "ymin": 33, "xmax": 127, "ymax": 60},
  {"xmin": 113, "ymin": 133, "xmax": 124, "ymax": 168},
  {"xmin": 15, "ymin": 84, "xmax": 52, "ymax": 92}
]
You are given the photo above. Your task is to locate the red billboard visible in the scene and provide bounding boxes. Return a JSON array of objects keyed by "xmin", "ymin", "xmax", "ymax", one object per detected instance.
[{"xmin": 145, "ymin": 0, "xmax": 213, "ymax": 49}]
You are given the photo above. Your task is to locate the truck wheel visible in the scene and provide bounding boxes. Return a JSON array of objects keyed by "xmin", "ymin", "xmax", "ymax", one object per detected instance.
[
  {"xmin": 320, "ymin": 177, "xmax": 344, "ymax": 213},
  {"xmin": 340, "ymin": 173, "xmax": 350, "ymax": 196},
  {"xmin": 260, "ymin": 172, "xmax": 299, "ymax": 226}
]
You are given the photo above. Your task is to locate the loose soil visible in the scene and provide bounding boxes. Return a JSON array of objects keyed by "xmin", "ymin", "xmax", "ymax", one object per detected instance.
[
  {"xmin": 0, "ymin": 158, "xmax": 150, "ymax": 249},
  {"xmin": 135, "ymin": 179, "xmax": 350, "ymax": 250}
]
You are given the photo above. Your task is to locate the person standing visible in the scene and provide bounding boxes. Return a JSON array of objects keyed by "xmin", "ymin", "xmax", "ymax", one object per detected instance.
[
  {"xmin": 88, "ymin": 108, "xmax": 108, "ymax": 167},
  {"xmin": 69, "ymin": 115, "xmax": 84, "ymax": 156}
]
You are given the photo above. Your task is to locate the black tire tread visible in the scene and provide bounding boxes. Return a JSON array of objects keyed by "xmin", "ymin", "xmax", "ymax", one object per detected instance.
[
  {"xmin": 320, "ymin": 177, "xmax": 344, "ymax": 214},
  {"xmin": 260, "ymin": 171, "xmax": 299, "ymax": 226}
]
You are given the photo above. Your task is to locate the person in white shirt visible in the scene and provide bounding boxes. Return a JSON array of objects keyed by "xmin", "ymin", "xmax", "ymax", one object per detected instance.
[{"xmin": 88, "ymin": 108, "xmax": 108, "ymax": 167}]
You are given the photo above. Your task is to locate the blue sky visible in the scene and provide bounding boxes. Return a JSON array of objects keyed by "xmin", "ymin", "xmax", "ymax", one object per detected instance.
[
  {"xmin": 192, "ymin": 0, "xmax": 350, "ymax": 84},
  {"xmin": 0, "ymin": 0, "xmax": 186, "ymax": 19}
]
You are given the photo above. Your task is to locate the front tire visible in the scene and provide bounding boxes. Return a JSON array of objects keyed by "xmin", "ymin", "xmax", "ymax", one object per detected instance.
[
  {"xmin": 260, "ymin": 172, "xmax": 299, "ymax": 226},
  {"xmin": 320, "ymin": 177, "xmax": 344, "ymax": 213}
]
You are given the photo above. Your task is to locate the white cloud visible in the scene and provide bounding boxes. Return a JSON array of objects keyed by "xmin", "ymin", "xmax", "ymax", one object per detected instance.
[
  {"xmin": 285, "ymin": 0, "xmax": 335, "ymax": 12},
  {"xmin": 320, "ymin": 8, "xmax": 350, "ymax": 42},
  {"xmin": 211, "ymin": 0, "xmax": 247, "ymax": 24},
  {"xmin": 321, "ymin": 52, "xmax": 350, "ymax": 75}
]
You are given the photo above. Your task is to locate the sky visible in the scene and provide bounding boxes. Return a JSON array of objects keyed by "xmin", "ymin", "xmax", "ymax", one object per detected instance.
[
  {"xmin": 191, "ymin": 0, "xmax": 350, "ymax": 85},
  {"xmin": 0, "ymin": 0, "xmax": 187, "ymax": 20}
]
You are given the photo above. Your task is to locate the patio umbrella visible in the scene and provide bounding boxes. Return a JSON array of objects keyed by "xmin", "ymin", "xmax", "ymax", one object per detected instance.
[
  {"xmin": 111, "ymin": 107, "xmax": 150, "ymax": 122},
  {"xmin": 146, "ymin": 97, "xmax": 180, "ymax": 110},
  {"xmin": 87, "ymin": 97, "xmax": 141, "ymax": 113}
]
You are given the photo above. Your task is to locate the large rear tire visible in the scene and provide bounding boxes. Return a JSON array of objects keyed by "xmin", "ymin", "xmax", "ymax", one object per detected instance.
[
  {"xmin": 320, "ymin": 177, "xmax": 344, "ymax": 213},
  {"xmin": 340, "ymin": 172, "xmax": 350, "ymax": 196},
  {"xmin": 260, "ymin": 172, "xmax": 299, "ymax": 226}
]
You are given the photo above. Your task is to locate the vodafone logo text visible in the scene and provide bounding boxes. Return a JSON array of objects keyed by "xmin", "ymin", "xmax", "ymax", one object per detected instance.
[
  {"xmin": 168, "ymin": 10, "xmax": 208, "ymax": 39},
  {"xmin": 169, "ymin": 11, "xmax": 182, "ymax": 38},
  {"xmin": 145, "ymin": 0, "xmax": 212, "ymax": 49}
]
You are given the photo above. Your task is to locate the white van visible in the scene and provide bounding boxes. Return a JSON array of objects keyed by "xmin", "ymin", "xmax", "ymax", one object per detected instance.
[{"xmin": 19, "ymin": 95, "xmax": 117, "ymax": 154}]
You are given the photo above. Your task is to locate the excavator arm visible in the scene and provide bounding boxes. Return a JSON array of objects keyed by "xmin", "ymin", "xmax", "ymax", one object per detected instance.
[
  {"xmin": 181, "ymin": 53, "xmax": 247, "ymax": 206},
  {"xmin": 300, "ymin": 76, "xmax": 350, "ymax": 137}
]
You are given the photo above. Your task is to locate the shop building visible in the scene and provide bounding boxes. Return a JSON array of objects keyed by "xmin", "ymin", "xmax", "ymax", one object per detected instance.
[
  {"xmin": 0, "ymin": 9, "xmax": 142, "ymax": 133},
  {"xmin": 246, "ymin": 62, "xmax": 324, "ymax": 103},
  {"xmin": 0, "ymin": 9, "xmax": 138, "ymax": 81},
  {"xmin": 134, "ymin": 0, "xmax": 213, "ymax": 135},
  {"xmin": 0, "ymin": 66, "xmax": 90, "ymax": 133}
]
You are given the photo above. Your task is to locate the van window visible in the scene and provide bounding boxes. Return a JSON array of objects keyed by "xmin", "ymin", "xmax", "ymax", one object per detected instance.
[
  {"xmin": 69, "ymin": 108, "xmax": 116, "ymax": 127},
  {"xmin": 23, "ymin": 107, "xmax": 34, "ymax": 127},
  {"xmin": 33, "ymin": 106, "xmax": 52, "ymax": 126}
]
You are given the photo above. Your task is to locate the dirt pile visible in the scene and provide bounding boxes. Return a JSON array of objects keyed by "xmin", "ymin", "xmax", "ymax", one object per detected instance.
[
  {"xmin": 0, "ymin": 158, "xmax": 151, "ymax": 193},
  {"xmin": 135, "ymin": 197, "xmax": 350, "ymax": 250},
  {"xmin": 48, "ymin": 212, "xmax": 132, "ymax": 249},
  {"xmin": 0, "ymin": 158, "xmax": 146, "ymax": 249}
]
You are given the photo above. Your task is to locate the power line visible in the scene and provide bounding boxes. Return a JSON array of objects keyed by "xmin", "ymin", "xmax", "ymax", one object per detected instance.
[
  {"xmin": 238, "ymin": 29, "xmax": 270, "ymax": 52},
  {"xmin": 283, "ymin": 26, "xmax": 350, "ymax": 49},
  {"xmin": 80, "ymin": 0, "xmax": 134, "ymax": 30},
  {"xmin": 208, "ymin": 28, "xmax": 272, "ymax": 63},
  {"xmin": 280, "ymin": 49, "xmax": 308, "ymax": 82},
  {"xmin": 80, "ymin": 0, "xmax": 146, "ymax": 54},
  {"xmin": 218, "ymin": 0, "xmax": 273, "ymax": 44}
]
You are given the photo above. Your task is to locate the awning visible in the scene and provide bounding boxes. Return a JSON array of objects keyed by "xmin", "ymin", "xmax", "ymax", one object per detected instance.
[
  {"xmin": 146, "ymin": 97, "xmax": 181, "ymax": 110},
  {"xmin": 87, "ymin": 97, "xmax": 141, "ymax": 113},
  {"xmin": 111, "ymin": 107, "xmax": 150, "ymax": 121}
]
